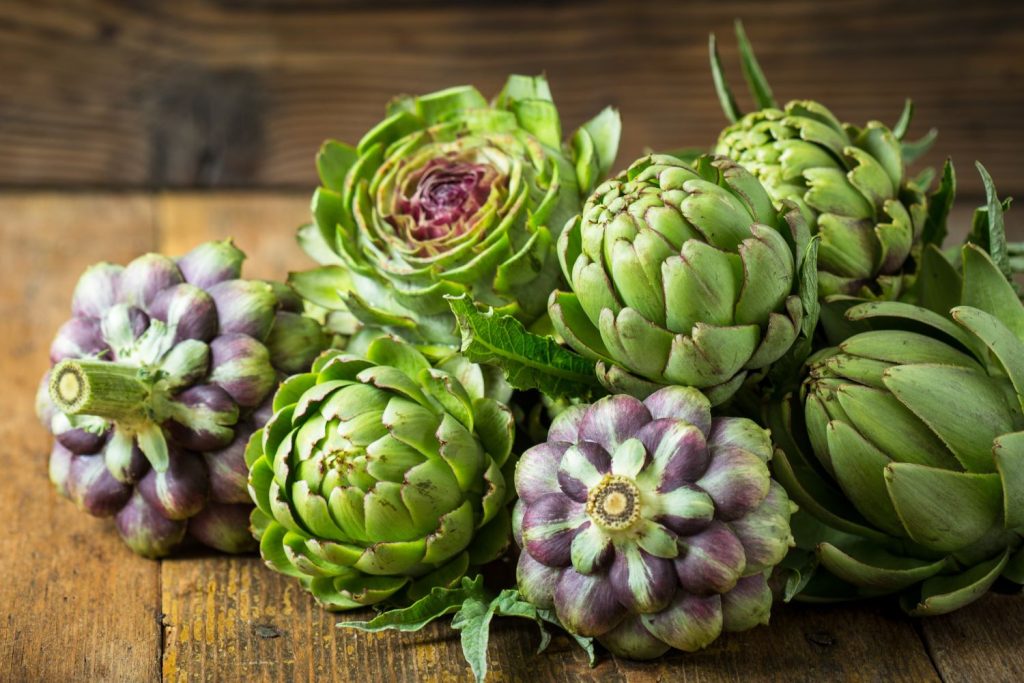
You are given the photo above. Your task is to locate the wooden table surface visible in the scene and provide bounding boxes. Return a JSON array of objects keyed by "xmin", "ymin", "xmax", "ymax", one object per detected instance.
[{"xmin": 1, "ymin": 192, "xmax": 1022, "ymax": 682}]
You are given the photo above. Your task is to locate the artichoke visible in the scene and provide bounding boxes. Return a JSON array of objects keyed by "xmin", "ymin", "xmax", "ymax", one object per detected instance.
[
  {"xmin": 710, "ymin": 23, "xmax": 931, "ymax": 301},
  {"xmin": 246, "ymin": 336, "xmax": 516, "ymax": 610},
  {"xmin": 513, "ymin": 387, "xmax": 795, "ymax": 659},
  {"xmin": 549, "ymin": 154, "xmax": 814, "ymax": 404},
  {"xmin": 291, "ymin": 75, "xmax": 621, "ymax": 347},
  {"xmin": 770, "ymin": 235, "xmax": 1024, "ymax": 615},
  {"xmin": 40, "ymin": 240, "xmax": 329, "ymax": 557}
]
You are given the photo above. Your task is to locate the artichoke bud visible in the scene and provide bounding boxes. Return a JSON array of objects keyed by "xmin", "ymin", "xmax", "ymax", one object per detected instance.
[
  {"xmin": 41, "ymin": 240, "xmax": 326, "ymax": 558},
  {"xmin": 293, "ymin": 75, "xmax": 621, "ymax": 347},
  {"xmin": 248, "ymin": 336, "xmax": 515, "ymax": 610},
  {"xmin": 513, "ymin": 386, "xmax": 793, "ymax": 658},
  {"xmin": 120, "ymin": 253, "xmax": 184, "ymax": 310},
  {"xmin": 177, "ymin": 239, "xmax": 245, "ymax": 289},
  {"xmin": 265, "ymin": 311, "xmax": 330, "ymax": 375},
  {"xmin": 550, "ymin": 154, "xmax": 809, "ymax": 403},
  {"xmin": 207, "ymin": 279, "xmax": 277, "ymax": 340}
]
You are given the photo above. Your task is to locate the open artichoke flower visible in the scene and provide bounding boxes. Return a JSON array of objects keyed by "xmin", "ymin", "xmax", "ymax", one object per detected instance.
[
  {"xmin": 513, "ymin": 387, "xmax": 795, "ymax": 659},
  {"xmin": 549, "ymin": 154, "xmax": 814, "ymax": 405},
  {"xmin": 246, "ymin": 336, "xmax": 516, "ymax": 610},
  {"xmin": 38, "ymin": 241, "xmax": 329, "ymax": 558},
  {"xmin": 711, "ymin": 23, "xmax": 930, "ymax": 301},
  {"xmin": 291, "ymin": 75, "xmax": 621, "ymax": 347},
  {"xmin": 770, "ymin": 238, "xmax": 1024, "ymax": 615}
]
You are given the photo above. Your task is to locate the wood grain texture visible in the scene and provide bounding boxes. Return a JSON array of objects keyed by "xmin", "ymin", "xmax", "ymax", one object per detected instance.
[
  {"xmin": 918, "ymin": 592, "xmax": 1024, "ymax": 683},
  {"xmin": 0, "ymin": 194, "xmax": 161, "ymax": 682},
  {"xmin": 2, "ymin": 0, "xmax": 1023, "ymax": 197}
]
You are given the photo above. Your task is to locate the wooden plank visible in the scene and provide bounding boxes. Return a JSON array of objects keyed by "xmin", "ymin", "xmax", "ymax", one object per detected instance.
[
  {"xmin": 0, "ymin": 193, "xmax": 162, "ymax": 682},
  {"xmin": 2, "ymin": 1, "xmax": 1023, "ymax": 197},
  {"xmin": 918, "ymin": 592, "xmax": 1024, "ymax": 683}
]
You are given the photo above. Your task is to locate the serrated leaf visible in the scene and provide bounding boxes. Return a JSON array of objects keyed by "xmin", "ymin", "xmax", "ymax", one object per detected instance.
[
  {"xmin": 451, "ymin": 597, "xmax": 497, "ymax": 682},
  {"xmin": 336, "ymin": 575, "xmax": 490, "ymax": 634},
  {"xmin": 922, "ymin": 159, "xmax": 955, "ymax": 247},
  {"xmin": 447, "ymin": 295, "xmax": 603, "ymax": 401}
]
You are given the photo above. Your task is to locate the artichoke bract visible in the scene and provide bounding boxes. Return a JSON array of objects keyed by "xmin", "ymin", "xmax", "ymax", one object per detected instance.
[
  {"xmin": 291, "ymin": 75, "xmax": 621, "ymax": 346},
  {"xmin": 771, "ymin": 239, "xmax": 1024, "ymax": 615},
  {"xmin": 711, "ymin": 23, "xmax": 930, "ymax": 301},
  {"xmin": 39, "ymin": 240, "xmax": 329, "ymax": 558},
  {"xmin": 549, "ymin": 154, "xmax": 814, "ymax": 404},
  {"xmin": 513, "ymin": 387, "xmax": 795, "ymax": 659},
  {"xmin": 246, "ymin": 336, "xmax": 516, "ymax": 610}
]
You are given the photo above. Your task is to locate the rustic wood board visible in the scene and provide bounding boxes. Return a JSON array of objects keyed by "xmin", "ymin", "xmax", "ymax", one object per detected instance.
[
  {"xmin": 2, "ymin": 1, "xmax": 1023, "ymax": 198},
  {"xmin": 1, "ymin": 192, "xmax": 1023, "ymax": 682},
  {"xmin": 0, "ymin": 194, "xmax": 162, "ymax": 682}
]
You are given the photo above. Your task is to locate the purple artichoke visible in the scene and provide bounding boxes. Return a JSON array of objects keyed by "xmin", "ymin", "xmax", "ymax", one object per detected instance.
[
  {"xmin": 38, "ymin": 240, "xmax": 329, "ymax": 558},
  {"xmin": 513, "ymin": 387, "xmax": 795, "ymax": 659}
]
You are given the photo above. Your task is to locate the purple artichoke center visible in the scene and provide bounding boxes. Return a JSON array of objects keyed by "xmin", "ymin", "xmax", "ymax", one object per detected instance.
[
  {"xmin": 398, "ymin": 159, "xmax": 495, "ymax": 241},
  {"xmin": 586, "ymin": 474, "xmax": 642, "ymax": 531}
]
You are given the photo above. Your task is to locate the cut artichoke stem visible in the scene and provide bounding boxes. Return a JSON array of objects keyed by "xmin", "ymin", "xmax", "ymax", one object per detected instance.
[{"xmin": 49, "ymin": 358, "xmax": 150, "ymax": 423}]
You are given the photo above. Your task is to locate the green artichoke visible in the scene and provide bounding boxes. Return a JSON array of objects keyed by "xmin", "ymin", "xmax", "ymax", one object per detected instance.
[
  {"xmin": 770, "ymin": 234, "xmax": 1024, "ymax": 615},
  {"xmin": 710, "ymin": 22, "xmax": 931, "ymax": 301},
  {"xmin": 514, "ymin": 387, "xmax": 795, "ymax": 658},
  {"xmin": 246, "ymin": 336, "xmax": 516, "ymax": 610},
  {"xmin": 549, "ymin": 154, "xmax": 814, "ymax": 405},
  {"xmin": 291, "ymin": 75, "xmax": 621, "ymax": 347}
]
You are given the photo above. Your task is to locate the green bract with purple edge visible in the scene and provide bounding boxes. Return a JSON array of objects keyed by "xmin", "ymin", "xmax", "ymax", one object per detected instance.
[
  {"xmin": 38, "ymin": 240, "xmax": 329, "ymax": 558},
  {"xmin": 512, "ymin": 386, "xmax": 795, "ymax": 659}
]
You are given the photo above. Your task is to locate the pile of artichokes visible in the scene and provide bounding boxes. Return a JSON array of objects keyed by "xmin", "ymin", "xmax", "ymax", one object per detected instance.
[{"xmin": 34, "ymin": 20, "xmax": 1024, "ymax": 680}]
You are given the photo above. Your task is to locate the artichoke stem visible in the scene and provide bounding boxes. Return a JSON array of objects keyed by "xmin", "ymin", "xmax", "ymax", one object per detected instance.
[{"xmin": 49, "ymin": 359, "xmax": 149, "ymax": 421}]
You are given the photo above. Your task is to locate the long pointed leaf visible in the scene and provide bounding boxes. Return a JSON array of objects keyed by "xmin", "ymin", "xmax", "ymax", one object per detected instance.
[{"xmin": 734, "ymin": 20, "xmax": 777, "ymax": 109}]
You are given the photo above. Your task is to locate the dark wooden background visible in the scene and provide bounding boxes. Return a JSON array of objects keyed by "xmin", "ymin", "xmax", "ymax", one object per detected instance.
[
  {"xmin": 3, "ymin": 1, "xmax": 1024, "ymax": 681},
  {"xmin": 2, "ymin": 0, "xmax": 1023, "ymax": 198}
]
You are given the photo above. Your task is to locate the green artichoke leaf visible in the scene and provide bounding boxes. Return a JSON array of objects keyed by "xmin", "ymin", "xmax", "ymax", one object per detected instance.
[
  {"xmin": 886, "ymin": 464, "xmax": 1002, "ymax": 552},
  {"xmin": 962, "ymin": 243, "xmax": 1024, "ymax": 339},
  {"xmin": 915, "ymin": 244, "xmax": 962, "ymax": 316},
  {"xmin": 764, "ymin": 400, "xmax": 892, "ymax": 543},
  {"xmin": 734, "ymin": 20, "xmax": 777, "ymax": 111},
  {"xmin": 572, "ymin": 106, "xmax": 622, "ymax": 194},
  {"xmin": 316, "ymin": 140, "xmax": 359, "ymax": 193},
  {"xmin": 968, "ymin": 162, "xmax": 1014, "ymax": 286},
  {"xmin": 708, "ymin": 32, "xmax": 743, "ymax": 124},
  {"xmin": 922, "ymin": 159, "xmax": 956, "ymax": 247},
  {"xmin": 952, "ymin": 307, "xmax": 1024, "ymax": 409},
  {"xmin": 994, "ymin": 431, "xmax": 1024, "ymax": 530},
  {"xmin": 297, "ymin": 223, "xmax": 343, "ymax": 267},
  {"xmin": 902, "ymin": 549, "xmax": 1009, "ymax": 616},
  {"xmin": 846, "ymin": 300, "xmax": 981, "ymax": 357},
  {"xmin": 817, "ymin": 540, "xmax": 949, "ymax": 592},
  {"xmin": 287, "ymin": 266, "xmax": 351, "ymax": 311},
  {"xmin": 447, "ymin": 295, "xmax": 604, "ymax": 402}
]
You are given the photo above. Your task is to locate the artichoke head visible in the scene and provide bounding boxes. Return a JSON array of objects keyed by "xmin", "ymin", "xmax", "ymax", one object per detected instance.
[
  {"xmin": 247, "ymin": 336, "xmax": 516, "ymax": 610},
  {"xmin": 549, "ymin": 154, "xmax": 813, "ymax": 405},
  {"xmin": 716, "ymin": 102, "xmax": 927, "ymax": 300},
  {"xmin": 40, "ymin": 240, "xmax": 330, "ymax": 558},
  {"xmin": 292, "ymin": 75, "xmax": 622, "ymax": 347},
  {"xmin": 513, "ymin": 387, "xmax": 795, "ymax": 659},
  {"xmin": 772, "ymin": 235, "xmax": 1024, "ymax": 615}
]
